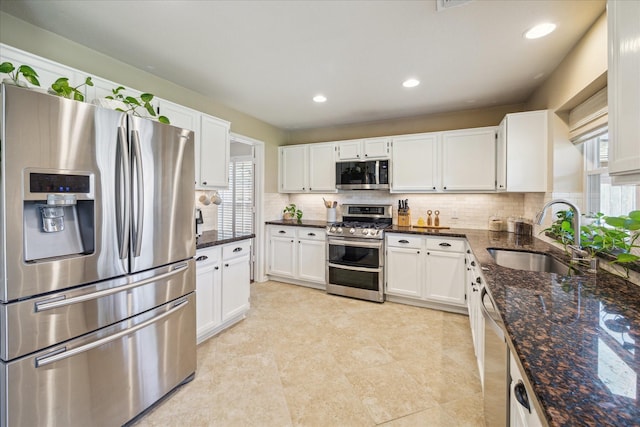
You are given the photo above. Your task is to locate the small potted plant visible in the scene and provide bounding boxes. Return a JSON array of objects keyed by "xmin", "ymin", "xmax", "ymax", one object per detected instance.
[
  {"xmin": 49, "ymin": 76, "xmax": 94, "ymax": 101},
  {"xmin": 0, "ymin": 62, "xmax": 40, "ymax": 87},
  {"xmin": 283, "ymin": 204, "xmax": 303, "ymax": 222},
  {"xmin": 104, "ymin": 86, "xmax": 170, "ymax": 124}
]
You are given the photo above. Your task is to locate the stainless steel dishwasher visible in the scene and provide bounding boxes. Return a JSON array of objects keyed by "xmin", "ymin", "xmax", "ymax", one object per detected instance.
[{"xmin": 481, "ymin": 286, "xmax": 509, "ymax": 427}]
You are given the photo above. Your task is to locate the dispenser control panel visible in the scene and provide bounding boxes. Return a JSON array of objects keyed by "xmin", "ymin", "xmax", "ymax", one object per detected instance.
[{"xmin": 29, "ymin": 173, "xmax": 91, "ymax": 193}]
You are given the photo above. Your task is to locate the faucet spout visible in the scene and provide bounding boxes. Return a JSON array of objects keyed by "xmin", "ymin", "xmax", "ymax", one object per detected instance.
[{"xmin": 535, "ymin": 199, "xmax": 581, "ymax": 248}]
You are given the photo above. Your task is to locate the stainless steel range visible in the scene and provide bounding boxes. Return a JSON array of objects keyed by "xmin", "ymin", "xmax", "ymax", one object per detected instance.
[{"xmin": 326, "ymin": 204, "xmax": 392, "ymax": 303}]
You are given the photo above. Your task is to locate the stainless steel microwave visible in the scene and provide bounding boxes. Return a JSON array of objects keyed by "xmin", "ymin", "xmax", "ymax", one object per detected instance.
[{"xmin": 336, "ymin": 160, "xmax": 389, "ymax": 190}]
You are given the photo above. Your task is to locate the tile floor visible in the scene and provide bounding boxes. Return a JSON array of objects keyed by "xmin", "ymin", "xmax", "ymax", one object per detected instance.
[{"xmin": 134, "ymin": 281, "xmax": 485, "ymax": 426}]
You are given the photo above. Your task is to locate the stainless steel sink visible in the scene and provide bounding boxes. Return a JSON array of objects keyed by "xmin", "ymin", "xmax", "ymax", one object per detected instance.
[{"xmin": 487, "ymin": 248, "xmax": 579, "ymax": 275}]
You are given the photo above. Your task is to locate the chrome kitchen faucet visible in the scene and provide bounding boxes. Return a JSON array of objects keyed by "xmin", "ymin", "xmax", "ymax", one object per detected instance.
[{"xmin": 535, "ymin": 199, "xmax": 598, "ymax": 273}]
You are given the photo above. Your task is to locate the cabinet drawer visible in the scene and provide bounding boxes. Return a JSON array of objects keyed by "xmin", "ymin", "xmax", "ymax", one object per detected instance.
[
  {"xmin": 298, "ymin": 228, "xmax": 326, "ymax": 241},
  {"xmin": 222, "ymin": 240, "xmax": 251, "ymax": 260},
  {"xmin": 195, "ymin": 246, "xmax": 221, "ymax": 268},
  {"xmin": 269, "ymin": 227, "xmax": 296, "ymax": 238},
  {"xmin": 426, "ymin": 237, "xmax": 465, "ymax": 252},
  {"xmin": 386, "ymin": 235, "xmax": 422, "ymax": 249}
]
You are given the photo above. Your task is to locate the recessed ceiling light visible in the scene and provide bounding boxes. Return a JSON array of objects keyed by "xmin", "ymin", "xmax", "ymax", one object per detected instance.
[
  {"xmin": 402, "ymin": 78, "xmax": 420, "ymax": 88},
  {"xmin": 313, "ymin": 94, "xmax": 327, "ymax": 103},
  {"xmin": 524, "ymin": 22, "xmax": 556, "ymax": 39}
]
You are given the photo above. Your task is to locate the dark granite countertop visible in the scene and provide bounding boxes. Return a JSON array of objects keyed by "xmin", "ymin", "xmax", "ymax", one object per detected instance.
[
  {"xmin": 195, "ymin": 230, "xmax": 255, "ymax": 250},
  {"xmin": 264, "ymin": 221, "xmax": 640, "ymax": 424},
  {"xmin": 393, "ymin": 227, "xmax": 640, "ymax": 426}
]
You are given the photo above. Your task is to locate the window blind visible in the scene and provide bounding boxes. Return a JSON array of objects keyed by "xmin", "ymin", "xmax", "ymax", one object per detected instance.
[
  {"xmin": 569, "ymin": 87, "xmax": 608, "ymax": 143},
  {"xmin": 217, "ymin": 157, "xmax": 254, "ymax": 234}
]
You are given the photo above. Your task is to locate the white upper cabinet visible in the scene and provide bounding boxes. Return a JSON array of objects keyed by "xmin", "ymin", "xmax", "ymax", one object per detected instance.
[
  {"xmin": 496, "ymin": 110, "xmax": 549, "ymax": 192},
  {"xmin": 337, "ymin": 138, "xmax": 390, "ymax": 160},
  {"xmin": 391, "ymin": 133, "xmax": 439, "ymax": 192},
  {"xmin": 157, "ymin": 99, "xmax": 198, "ymax": 132},
  {"xmin": 308, "ymin": 143, "xmax": 337, "ymax": 191},
  {"xmin": 199, "ymin": 114, "xmax": 230, "ymax": 189},
  {"xmin": 608, "ymin": 0, "xmax": 640, "ymax": 184},
  {"xmin": 441, "ymin": 127, "xmax": 496, "ymax": 191},
  {"xmin": 279, "ymin": 145, "xmax": 308, "ymax": 192},
  {"xmin": 279, "ymin": 143, "xmax": 337, "ymax": 193}
]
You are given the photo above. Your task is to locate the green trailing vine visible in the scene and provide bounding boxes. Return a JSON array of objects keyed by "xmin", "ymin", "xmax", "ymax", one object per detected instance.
[{"xmin": 106, "ymin": 86, "xmax": 170, "ymax": 124}]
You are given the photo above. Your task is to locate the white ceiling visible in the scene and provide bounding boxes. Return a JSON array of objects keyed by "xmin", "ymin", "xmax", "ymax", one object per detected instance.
[{"xmin": 0, "ymin": 0, "xmax": 605, "ymax": 130}]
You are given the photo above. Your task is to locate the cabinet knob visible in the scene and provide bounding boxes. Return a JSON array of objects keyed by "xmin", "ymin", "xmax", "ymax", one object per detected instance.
[
  {"xmin": 224, "ymin": 263, "xmax": 229, "ymax": 267},
  {"xmin": 476, "ymin": 277, "xmax": 482, "ymax": 284},
  {"xmin": 432, "ymin": 186, "xmax": 436, "ymax": 190},
  {"xmin": 214, "ymin": 266, "xmax": 219, "ymax": 270},
  {"xmin": 202, "ymin": 181, "xmax": 207, "ymax": 185},
  {"xmin": 443, "ymin": 186, "xmax": 447, "ymax": 190},
  {"xmin": 471, "ymin": 261, "xmax": 476, "ymax": 266},
  {"xmin": 417, "ymin": 250, "xmax": 420, "ymax": 254}
]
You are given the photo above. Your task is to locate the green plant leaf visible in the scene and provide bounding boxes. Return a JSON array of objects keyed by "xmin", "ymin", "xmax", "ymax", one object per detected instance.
[
  {"xmin": 158, "ymin": 116, "xmax": 170, "ymax": 124},
  {"xmin": 0, "ymin": 62, "xmax": 15, "ymax": 73},
  {"xmin": 140, "ymin": 93, "xmax": 154, "ymax": 102},
  {"xmin": 85, "ymin": 77, "xmax": 94, "ymax": 86},
  {"xmin": 616, "ymin": 253, "xmax": 640, "ymax": 263},
  {"xmin": 144, "ymin": 102, "xmax": 156, "ymax": 116},
  {"xmin": 23, "ymin": 74, "xmax": 40, "ymax": 86},
  {"xmin": 125, "ymin": 96, "xmax": 141, "ymax": 106},
  {"xmin": 605, "ymin": 217, "xmax": 626, "ymax": 228},
  {"xmin": 73, "ymin": 91, "xmax": 84, "ymax": 101}
]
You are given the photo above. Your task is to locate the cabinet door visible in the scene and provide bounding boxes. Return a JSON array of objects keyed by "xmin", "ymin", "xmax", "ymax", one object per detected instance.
[
  {"xmin": 0, "ymin": 47, "xmax": 80, "ymax": 93},
  {"xmin": 308, "ymin": 143, "xmax": 337, "ymax": 192},
  {"xmin": 441, "ymin": 128, "xmax": 496, "ymax": 191},
  {"xmin": 496, "ymin": 119, "xmax": 507, "ymax": 191},
  {"xmin": 386, "ymin": 246, "xmax": 423, "ymax": 297},
  {"xmin": 279, "ymin": 145, "xmax": 308, "ymax": 192},
  {"xmin": 608, "ymin": 0, "xmax": 640, "ymax": 182},
  {"xmin": 221, "ymin": 255, "xmax": 250, "ymax": 322},
  {"xmin": 268, "ymin": 236, "xmax": 296, "ymax": 277},
  {"xmin": 391, "ymin": 133, "xmax": 438, "ymax": 192},
  {"xmin": 337, "ymin": 140, "xmax": 362, "ymax": 160},
  {"xmin": 195, "ymin": 248, "xmax": 222, "ymax": 343},
  {"xmin": 297, "ymin": 238, "xmax": 326, "ymax": 283},
  {"xmin": 199, "ymin": 114, "xmax": 230, "ymax": 188},
  {"xmin": 158, "ymin": 99, "xmax": 198, "ymax": 132},
  {"xmin": 363, "ymin": 138, "xmax": 390, "ymax": 159},
  {"xmin": 505, "ymin": 111, "xmax": 548, "ymax": 192},
  {"xmin": 425, "ymin": 250, "xmax": 466, "ymax": 306}
]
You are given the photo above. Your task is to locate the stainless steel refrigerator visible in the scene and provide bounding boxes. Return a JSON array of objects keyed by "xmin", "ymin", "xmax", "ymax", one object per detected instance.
[{"xmin": 0, "ymin": 83, "xmax": 197, "ymax": 427}]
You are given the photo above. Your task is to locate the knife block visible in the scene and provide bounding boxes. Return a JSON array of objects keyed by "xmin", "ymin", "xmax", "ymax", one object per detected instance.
[{"xmin": 398, "ymin": 210, "xmax": 411, "ymax": 226}]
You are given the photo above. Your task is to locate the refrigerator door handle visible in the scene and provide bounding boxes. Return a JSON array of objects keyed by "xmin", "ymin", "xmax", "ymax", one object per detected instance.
[
  {"xmin": 34, "ymin": 263, "xmax": 189, "ymax": 312},
  {"xmin": 131, "ymin": 129, "xmax": 145, "ymax": 258},
  {"xmin": 35, "ymin": 298, "xmax": 190, "ymax": 367},
  {"xmin": 116, "ymin": 126, "xmax": 131, "ymax": 260}
]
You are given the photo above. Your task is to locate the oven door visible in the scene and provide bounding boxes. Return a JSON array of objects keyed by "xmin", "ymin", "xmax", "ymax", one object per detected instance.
[
  {"xmin": 327, "ymin": 238, "xmax": 383, "ymax": 268},
  {"xmin": 327, "ymin": 263, "xmax": 382, "ymax": 293}
]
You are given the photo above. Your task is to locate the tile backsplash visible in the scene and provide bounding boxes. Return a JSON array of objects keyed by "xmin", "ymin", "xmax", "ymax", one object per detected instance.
[{"xmin": 288, "ymin": 192, "xmax": 526, "ymax": 229}]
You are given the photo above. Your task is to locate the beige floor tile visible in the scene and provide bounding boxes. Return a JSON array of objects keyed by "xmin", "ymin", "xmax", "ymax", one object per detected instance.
[
  {"xmin": 283, "ymin": 374, "xmax": 374, "ymax": 426},
  {"xmin": 134, "ymin": 280, "xmax": 486, "ymax": 426},
  {"xmin": 346, "ymin": 362, "xmax": 439, "ymax": 424}
]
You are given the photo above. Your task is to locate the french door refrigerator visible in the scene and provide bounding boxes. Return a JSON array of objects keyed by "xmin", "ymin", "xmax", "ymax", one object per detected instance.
[{"xmin": 0, "ymin": 83, "xmax": 197, "ymax": 427}]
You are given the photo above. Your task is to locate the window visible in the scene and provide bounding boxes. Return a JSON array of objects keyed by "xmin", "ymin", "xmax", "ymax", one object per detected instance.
[
  {"xmin": 584, "ymin": 131, "xmax": 639, "ymax": 216},
  {"xmin": 217, "ymin": 155, "xmax": 254, "ymax": 234}
]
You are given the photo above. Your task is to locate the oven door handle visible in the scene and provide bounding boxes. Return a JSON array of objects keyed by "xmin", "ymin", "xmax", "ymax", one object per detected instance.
[
  {"xmin": 327, "ymin": 238, "xmax": 383, "ymax": 249},
  {"xmin": 328, "ymin": 262, "xmax": 382, "ymax": 273}
]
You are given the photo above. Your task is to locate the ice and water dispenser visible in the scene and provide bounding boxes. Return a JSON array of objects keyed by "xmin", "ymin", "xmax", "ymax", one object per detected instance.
[{"xmin": 23, "ymin": 171, "xmax": 95, "ymax": 261}]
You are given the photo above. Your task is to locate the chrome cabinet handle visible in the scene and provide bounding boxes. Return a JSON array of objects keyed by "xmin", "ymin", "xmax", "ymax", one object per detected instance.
[
  {"xmin": 399, "ymin": 239, "xmax": 410, "ymax": 244},
  {"xmin": 233, "ymin": 247, "xmax": 243, "ymax": 252},
  {"xmin": 35, "ymin": 298, "xmax": 189, "ymax": 367},
  {"xmin": 34, "ymin": 264, "xmax": 188, "ymax": 312},
  {"xmin": 439, "ymin": 242, "xmax": 452, "ymax": 247},
  {"xmin": 279, "ymin": 230, "xmax": 286, "ymax": 234},
  {"xmin": 196, "ymin": 255, "xmax": 208, "ymax": 261}
]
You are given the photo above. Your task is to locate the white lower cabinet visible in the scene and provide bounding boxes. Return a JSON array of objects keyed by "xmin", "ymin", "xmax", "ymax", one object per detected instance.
[
  {"xmin": 466, "ymin": 249, "xmax": 485, "ymax": 387},
  {"xmin": 510, "ymin": 352, "xmax": 544, "ymax": 427},
  {"xmin": 385, "ymin": 234, "xmax": 466, "ymax": 312},
  {"xmin": 266, "ymin": 225, "xmax": 326, "ymax": 288},
  {"xmin": 195, "ymin": 239, "xmax": 251, "ymax": 344}
]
